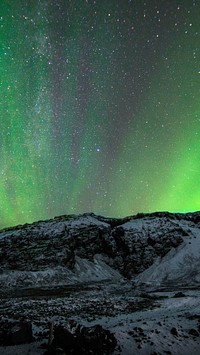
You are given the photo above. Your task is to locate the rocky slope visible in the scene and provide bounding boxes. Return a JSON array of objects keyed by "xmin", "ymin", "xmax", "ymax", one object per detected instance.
[
  {"xmin": 1, "ymin": 211, "xmax": 200, "ymax": 354},
  {"xmin": 0, "ymin": 211, "xmax": 200, "ymax": 291}
]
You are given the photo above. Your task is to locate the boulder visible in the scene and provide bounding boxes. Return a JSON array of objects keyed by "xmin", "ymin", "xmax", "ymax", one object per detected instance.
[
  {"xmin": 0, "ymin": 320, "xmax": 33, "ymax": 345},
  {"xmin": 51, "ymin": 320, "xmax": 117, "ymax": 354}
]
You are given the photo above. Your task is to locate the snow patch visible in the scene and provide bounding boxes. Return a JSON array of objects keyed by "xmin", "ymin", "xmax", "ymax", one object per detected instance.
[{"xmin": 134, "ymin": 226, "xmax": 200, "ymax": 287}]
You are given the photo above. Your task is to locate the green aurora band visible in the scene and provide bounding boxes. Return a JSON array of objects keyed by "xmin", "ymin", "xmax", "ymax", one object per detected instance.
[{"xmin": 0, "ymin": 0, "xmax": 199, "ymax": 228}]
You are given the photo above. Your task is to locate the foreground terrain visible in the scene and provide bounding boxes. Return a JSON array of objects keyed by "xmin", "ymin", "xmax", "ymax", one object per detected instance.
[{"xmin": 0, "ymin": 211, "xmax": 200, "ymax": 354}]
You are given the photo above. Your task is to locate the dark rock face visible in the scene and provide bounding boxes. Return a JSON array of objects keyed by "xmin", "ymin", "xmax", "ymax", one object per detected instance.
[
  {"xmin": 188, "ymin": 328, "xmax": 199, "ymax": 337},
  {"xmin": 0, "ymin": 211, "xmax": 198, "ymax": 288},
  {"xmin": 108, "ymin": 217, "xmax": 185, "ymax": 278},
  {"xmin": 0, "ymin": 215, "xmax": 111, "ymax": 272},
  {"xmin": 170, "ymin": 327, "xmax": 179, "ymax": 337},
  {"xmin": 50, "ymin": 321, "xmax": 117, "ymax": 354},
  {"xmin": 173, "ymin": 292, "xmax": 186, "ymax": 298},
  {"xmin": 0, "ymin": 321, "xmax": 33, "ymax": 345}
]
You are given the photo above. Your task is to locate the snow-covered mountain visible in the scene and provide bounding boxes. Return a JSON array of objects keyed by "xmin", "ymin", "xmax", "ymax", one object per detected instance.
[
  {"xmin": 1, "ymin": 211, "xmax": 200, "ymax": 291},
  {"xmin": 1, "ymin": 211, "xmax": 200, "ymax": 354}
]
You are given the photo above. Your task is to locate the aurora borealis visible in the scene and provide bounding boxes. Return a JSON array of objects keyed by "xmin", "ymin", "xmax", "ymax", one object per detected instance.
[{"xmin": 0, "ymin": 0, "xmax": 200, "ymax": 229}]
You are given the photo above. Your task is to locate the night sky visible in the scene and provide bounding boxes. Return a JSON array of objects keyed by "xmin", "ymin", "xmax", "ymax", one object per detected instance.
[{"xmin": 0, "ymin": 0, "xmax": 200, "ymax": 229}]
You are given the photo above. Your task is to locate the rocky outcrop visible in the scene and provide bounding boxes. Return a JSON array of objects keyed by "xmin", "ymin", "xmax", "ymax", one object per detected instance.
[
  {"xmin": 48, "ymin": 320, "xmax": 117, "ymax": 354},
  {"xmin": 0, "ymin": 212, "xmax": 199, "ymax": 289},
  {"xmin": 0, "ymin": 321, "xmax": 33, "ymax": 346},
  {"xmin": 0, "ymin": 215, "xmax": 111, "ymax": 272},
  {"xmin": 109, "ymin": 217, "xmax": 185, "ymax": 278}
]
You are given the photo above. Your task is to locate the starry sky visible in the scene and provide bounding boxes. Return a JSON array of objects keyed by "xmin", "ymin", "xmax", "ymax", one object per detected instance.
[{"xmin": 0, "ymin": 0, "xmax": 200, "ymax": 228}]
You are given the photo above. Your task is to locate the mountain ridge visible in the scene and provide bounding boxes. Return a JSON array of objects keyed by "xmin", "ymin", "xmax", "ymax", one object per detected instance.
[
  {"xmin": 1, "ymin": 210, "xmax": 200, "ymax": 233},
  {"xmin": 1, "ymin": 211, "xmax": 200, "ymax": 292}
]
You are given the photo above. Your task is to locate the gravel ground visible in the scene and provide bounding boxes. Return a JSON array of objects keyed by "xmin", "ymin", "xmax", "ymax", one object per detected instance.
[{"xmin": 1, "ymin": 282, "xmax": 200, "ymax": 354}]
